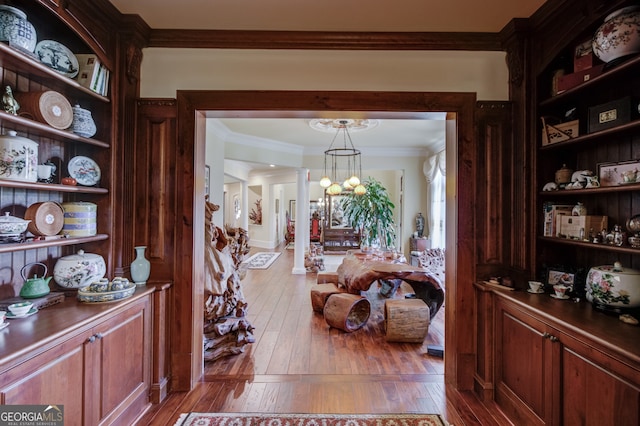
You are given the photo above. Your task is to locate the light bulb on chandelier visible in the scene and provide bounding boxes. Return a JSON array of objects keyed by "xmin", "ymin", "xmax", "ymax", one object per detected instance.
[{"xmin": 319, "ymin": 119, "xmax": 366, "ymax": 195}]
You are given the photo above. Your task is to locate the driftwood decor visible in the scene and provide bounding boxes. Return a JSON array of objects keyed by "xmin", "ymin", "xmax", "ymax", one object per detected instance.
[{"xmin": 204, "ymin": 199, "xmax": 254, "ymax": 362}]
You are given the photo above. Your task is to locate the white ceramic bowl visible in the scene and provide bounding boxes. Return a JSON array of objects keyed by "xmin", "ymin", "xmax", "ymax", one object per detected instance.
[
  {"xmin": 8, "ymin": 301, "xmax": 33, "ymax": 316},
  {"xmin": 0, "ymin": 212, "xmax": 30, "ymax": 235}
]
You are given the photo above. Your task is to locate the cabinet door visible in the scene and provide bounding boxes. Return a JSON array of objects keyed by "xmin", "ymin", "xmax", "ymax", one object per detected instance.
[
  {"xmin": 495, "ymin": 299, "xmax": 556, "ymax": 425},
  {"xmin": 92, "ymin": 297, "xmax": 151, "ymax": 425},
  {"xmin": 0, "ymin": 333, "xmax": 89, "ymax": 426},
  {"xmin": 562, "ymin": 342, "xmax": 640, "ymax": 425}
]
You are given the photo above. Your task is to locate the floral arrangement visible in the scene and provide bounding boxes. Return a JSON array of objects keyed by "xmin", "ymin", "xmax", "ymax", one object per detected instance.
[{"xmin": 249, "ymin": 199, "xmax": 262, "ymax": 225}]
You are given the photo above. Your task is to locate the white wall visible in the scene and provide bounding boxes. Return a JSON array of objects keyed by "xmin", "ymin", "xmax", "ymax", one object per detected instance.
[
  {"xmin": 140, "ymin": 49, "xmax": 508, "ymax": 100},
  {"xmin": 141, "ymin": 48, "xmax": 509, "ymax": 251}
]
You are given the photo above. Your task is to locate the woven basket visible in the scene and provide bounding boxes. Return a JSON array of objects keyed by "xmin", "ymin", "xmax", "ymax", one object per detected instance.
[
  {"xmin": 16, "ymin": 90, "xmax": 73, "ymax": 130},
  {"xmin": 25, "ymin": 201, "xmax": 64, "ymax": 236}
]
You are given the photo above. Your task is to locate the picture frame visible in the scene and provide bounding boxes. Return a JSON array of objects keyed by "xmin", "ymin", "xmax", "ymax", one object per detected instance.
[
  {"xmin": 598, "ymin": 159, "xmax": 640, "ymax": 187},
  {"xmin": 289, "ymin": 200, "xmax": 296, "ymax": 222},
  {"xmin": 204, "ymin": 165, "xmax": 210, "ymax": 197},
  {"xmin": 328, "ymin": 194, "xmax": 350, "ymax": 229},
  {"xmin": 544, "ymin": 265, "xmax": 586, "ymax": 297}
]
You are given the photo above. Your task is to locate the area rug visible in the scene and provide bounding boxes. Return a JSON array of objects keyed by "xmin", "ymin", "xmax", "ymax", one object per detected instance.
[
  {"xmin": 174, "ymin": 413, "xmax": 448, "ymax": 426},
  {"xmin": 243, "ymin": 252, "xmax": 281, "ymax": 269},
  {"xmin": 285, "ymin": 242, "xmax": 295, "ymax": 250}
]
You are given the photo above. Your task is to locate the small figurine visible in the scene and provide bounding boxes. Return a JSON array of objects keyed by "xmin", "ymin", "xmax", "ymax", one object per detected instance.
[
  {"xmin": 2, "ymin": 86, "xmax": 19, "ymax": 115},
  {"xmin": 415, "ymin": 212, "xmax": 425, "ymax": 237}
]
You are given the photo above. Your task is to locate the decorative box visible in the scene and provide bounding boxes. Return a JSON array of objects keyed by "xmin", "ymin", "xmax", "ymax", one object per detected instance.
[
  {"xmin": 541, "ymin": 117, "xmax": 579, "ymax": 146},
  {"xmin": 557, "ymin": 64, "xmax": 605, "ymax": 94},
  {"xmin": 588, "ymin": 96, "xmax": 633, "ymax": 133},
  {"xmin": 543, "ymin": 203, "xmax": 573, "ymax": 237},
  {"xmin": 556, "ymin": 215, "xmax": 608, "ymax": 240},
  {"xmin": 574, "ymin": 39, "xmax": 596, "ymax": 72}
]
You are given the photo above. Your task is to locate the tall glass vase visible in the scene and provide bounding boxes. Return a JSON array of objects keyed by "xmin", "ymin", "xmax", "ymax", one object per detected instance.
[{"xmin": 130, "ymin": 246, "xmax": 150, "ymax": 285}]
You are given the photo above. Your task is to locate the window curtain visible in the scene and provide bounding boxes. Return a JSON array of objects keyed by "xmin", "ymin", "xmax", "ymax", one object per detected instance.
[{"xmin": 423, "ymin": 150, "xmax": 446, "ymax": 249}]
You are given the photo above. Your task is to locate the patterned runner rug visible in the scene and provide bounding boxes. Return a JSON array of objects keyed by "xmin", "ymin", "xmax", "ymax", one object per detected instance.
[
  {"xmin": 243, "ymin": 252, "xmax": 281, "ymax": 269},
  {"xmin": 174, "ymin": 413, "xmax": 448, "ymax": 426}
]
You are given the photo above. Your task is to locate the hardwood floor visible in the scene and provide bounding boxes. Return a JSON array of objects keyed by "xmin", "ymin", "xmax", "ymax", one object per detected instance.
[{"xmin": 137, "ymin": 246, "xmax": 510, "ymax": 426}]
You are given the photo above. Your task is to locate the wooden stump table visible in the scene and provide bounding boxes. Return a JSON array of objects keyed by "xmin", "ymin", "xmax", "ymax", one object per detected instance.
[{"xmin": 336, "ymin": 254, "xmax": 444, "ymax": 320}]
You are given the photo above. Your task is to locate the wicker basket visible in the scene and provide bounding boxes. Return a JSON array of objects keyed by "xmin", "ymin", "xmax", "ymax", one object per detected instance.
[
  {"xmin": 15, "ymin": 90, "xmax": 73, "ymax": 130},
  {"xmin": 25, "ymin": 201, "xmax": 64, "ymax": 236}
]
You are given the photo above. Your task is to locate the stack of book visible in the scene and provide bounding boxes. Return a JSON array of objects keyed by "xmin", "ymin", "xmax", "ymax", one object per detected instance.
[{"xmin": 75, "ymin": 54, "xmax": 110, "ymax": 96}]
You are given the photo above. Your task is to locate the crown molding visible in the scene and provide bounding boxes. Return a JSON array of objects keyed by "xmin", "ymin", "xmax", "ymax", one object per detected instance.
[{"xmin": 148, "ymin": 29, "xmax": 502, "ymax": 51}]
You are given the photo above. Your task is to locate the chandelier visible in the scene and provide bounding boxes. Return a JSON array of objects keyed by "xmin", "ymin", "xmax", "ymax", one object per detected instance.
[{"xmin": 319, "ymin": 120, "xmax": 367, "ymax": 195}]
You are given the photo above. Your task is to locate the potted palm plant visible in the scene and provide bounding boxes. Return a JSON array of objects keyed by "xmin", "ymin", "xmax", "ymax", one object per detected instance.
[{"xmin": 340, "ymin": 177, "xmax": 397, "ymax": 249}]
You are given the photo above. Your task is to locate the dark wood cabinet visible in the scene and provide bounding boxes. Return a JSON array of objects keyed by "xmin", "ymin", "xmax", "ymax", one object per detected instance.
[
  {"xmin": 490, "ymin": 289, "xmax": 640, "ymax": 426},
  {"xmin": 323, "ymin": 228, "xmax": 360, "ymax": 252},
  {"xmin": 0, "ymin": 290, "xmax": 153, "ymax": 426}
]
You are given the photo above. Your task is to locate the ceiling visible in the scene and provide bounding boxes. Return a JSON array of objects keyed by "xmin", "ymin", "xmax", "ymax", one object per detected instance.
[
  {"xmin": 108, "ymin": 0, "xmax": 546, "ymax": 175},
  {"xmin": 109, "ymin": 0, "xmax": 546, "ymax": 33}
]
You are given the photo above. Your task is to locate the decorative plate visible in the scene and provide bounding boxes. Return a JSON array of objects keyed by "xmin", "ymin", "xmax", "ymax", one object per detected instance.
[
  {"xmin": 34, "ymin": 40, "xmax": 79, "ymax": 78},
  {"xmin": 77, "ymin": 282, "xmax": 136, "ymax": 303},
  {"xmin": 67, "ymin": 156, "xmax": 101, "ymax": 186}
]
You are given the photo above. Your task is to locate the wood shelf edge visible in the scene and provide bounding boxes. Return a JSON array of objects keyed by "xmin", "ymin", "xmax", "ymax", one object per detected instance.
[
  {"xmin": 0, "ymin": 110, "xmax": 110, "ymax": 148},
  {"xmin": 538, "ymin": 236, "xmax": 640, "ymax": 254},
  {"xmin": 0, "ymin": 234, "xmax": 108, "ymax": 254}
]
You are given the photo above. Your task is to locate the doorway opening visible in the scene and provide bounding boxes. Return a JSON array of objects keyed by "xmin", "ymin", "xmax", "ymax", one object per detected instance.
[{"xmin": 172, "ymin": 90, "xmax": 476, "ymax": 393}]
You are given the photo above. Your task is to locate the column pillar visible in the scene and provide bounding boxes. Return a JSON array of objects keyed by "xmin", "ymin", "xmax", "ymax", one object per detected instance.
[{"xmin": 292, "ymin": 168, "xmax": 308, "ymax": 274}]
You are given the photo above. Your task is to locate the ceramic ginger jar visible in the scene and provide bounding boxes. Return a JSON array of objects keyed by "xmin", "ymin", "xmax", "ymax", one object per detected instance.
[
  {"xmin": 586, "ymin": 262, "xmax": 640, "ymax": 313},
  {"xmin": 0, "ymin": 5, "xmax": 37, "ymax": 53},
  {"xmin": 593, "ymin": 6, "xmax": 640, "ymax": 64},
  {"xmin": 0, "ymin": 130, "xmax": 38, "ymax": 183},
  {"xmin": 71, "ymin": 104, "xmax": 97, "ymax": 138},
  {"xmin": 53, "ymin": 249, "xmax": 106, "ymax": 289}
]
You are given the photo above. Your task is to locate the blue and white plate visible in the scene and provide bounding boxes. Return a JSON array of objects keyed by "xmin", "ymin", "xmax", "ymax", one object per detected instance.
[{"xmin": 35, "ymin": 40, "xmax": 79, "ymax": 78}]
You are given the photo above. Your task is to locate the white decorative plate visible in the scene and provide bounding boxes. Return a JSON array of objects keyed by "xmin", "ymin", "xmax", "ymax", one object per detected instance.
[
  {"xmin": 68, "ymin": 156, "xmax": 101, "ymax": 186},
  {"xmin": 35, "ymin": 40, "xmax": 79, "ymax": 78}
]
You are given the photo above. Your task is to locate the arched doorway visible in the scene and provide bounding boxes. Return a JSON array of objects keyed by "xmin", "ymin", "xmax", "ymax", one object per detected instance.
[{"xmin": 172, "ymin": 90, "xmax": 476, "ymax": 392}]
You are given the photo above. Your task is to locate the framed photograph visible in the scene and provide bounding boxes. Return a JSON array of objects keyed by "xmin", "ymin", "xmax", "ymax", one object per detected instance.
[
  {"xmin": 289, "ymin": 200, "xmax": 296, "ymax": 222},
  {"xmin": 598, "ymin": 160, "xmax": 640, "ymax": 187},
  {"xmin": 204, "ymin": 165, "xmax": 210, "ymax": 197},
  {"xmin": 544, "ymin": 265, "xmax": 586, "ymax": 297},
  {"xmin": 328, "ymin": 194, "xmax": 350, "ymax": 229}
]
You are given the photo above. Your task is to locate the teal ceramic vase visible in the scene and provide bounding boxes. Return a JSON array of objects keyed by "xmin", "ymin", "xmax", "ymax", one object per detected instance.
[{"xmin": 130, "ymin": 246, "xmax": 150, "ymax": 285}]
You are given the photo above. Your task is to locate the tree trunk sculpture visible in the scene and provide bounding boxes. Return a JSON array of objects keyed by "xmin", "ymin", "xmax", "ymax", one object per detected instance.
[{"xmin": 203, "ymin": 199, "xmax": 255, "ymax": 362}]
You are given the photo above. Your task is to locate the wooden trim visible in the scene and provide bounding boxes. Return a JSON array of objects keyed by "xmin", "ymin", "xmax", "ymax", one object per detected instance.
[
  {"xmin": 174, "ymin": 90, "xmax": 477, "ymax": 392},
  {"xmin": 149, "ymin": 29, "xmax": 503, "ymax": 51}
]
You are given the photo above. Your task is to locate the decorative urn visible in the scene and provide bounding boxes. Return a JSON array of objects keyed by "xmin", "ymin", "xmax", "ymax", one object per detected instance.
[
  {"xmin": 0, "ymin": 5, "xmax": 37, "ymax": 53},
  {"xmin": 71, "ymin": 104, "xmax": 97, "ymax": 138},
  {"xmin": 586, "ymin": 262, "xmax": 640, "ymax": 313},
  {"xmin": 593, "ymin": 6, "xmax": 640, "ymax": 65},
  {"xmin": 53, "ymin": 249, "xmax": 106, "ymax": 289},
  {"xmin": 0, "ymin": 130, "xmax": 38, "ymax": 183}
]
